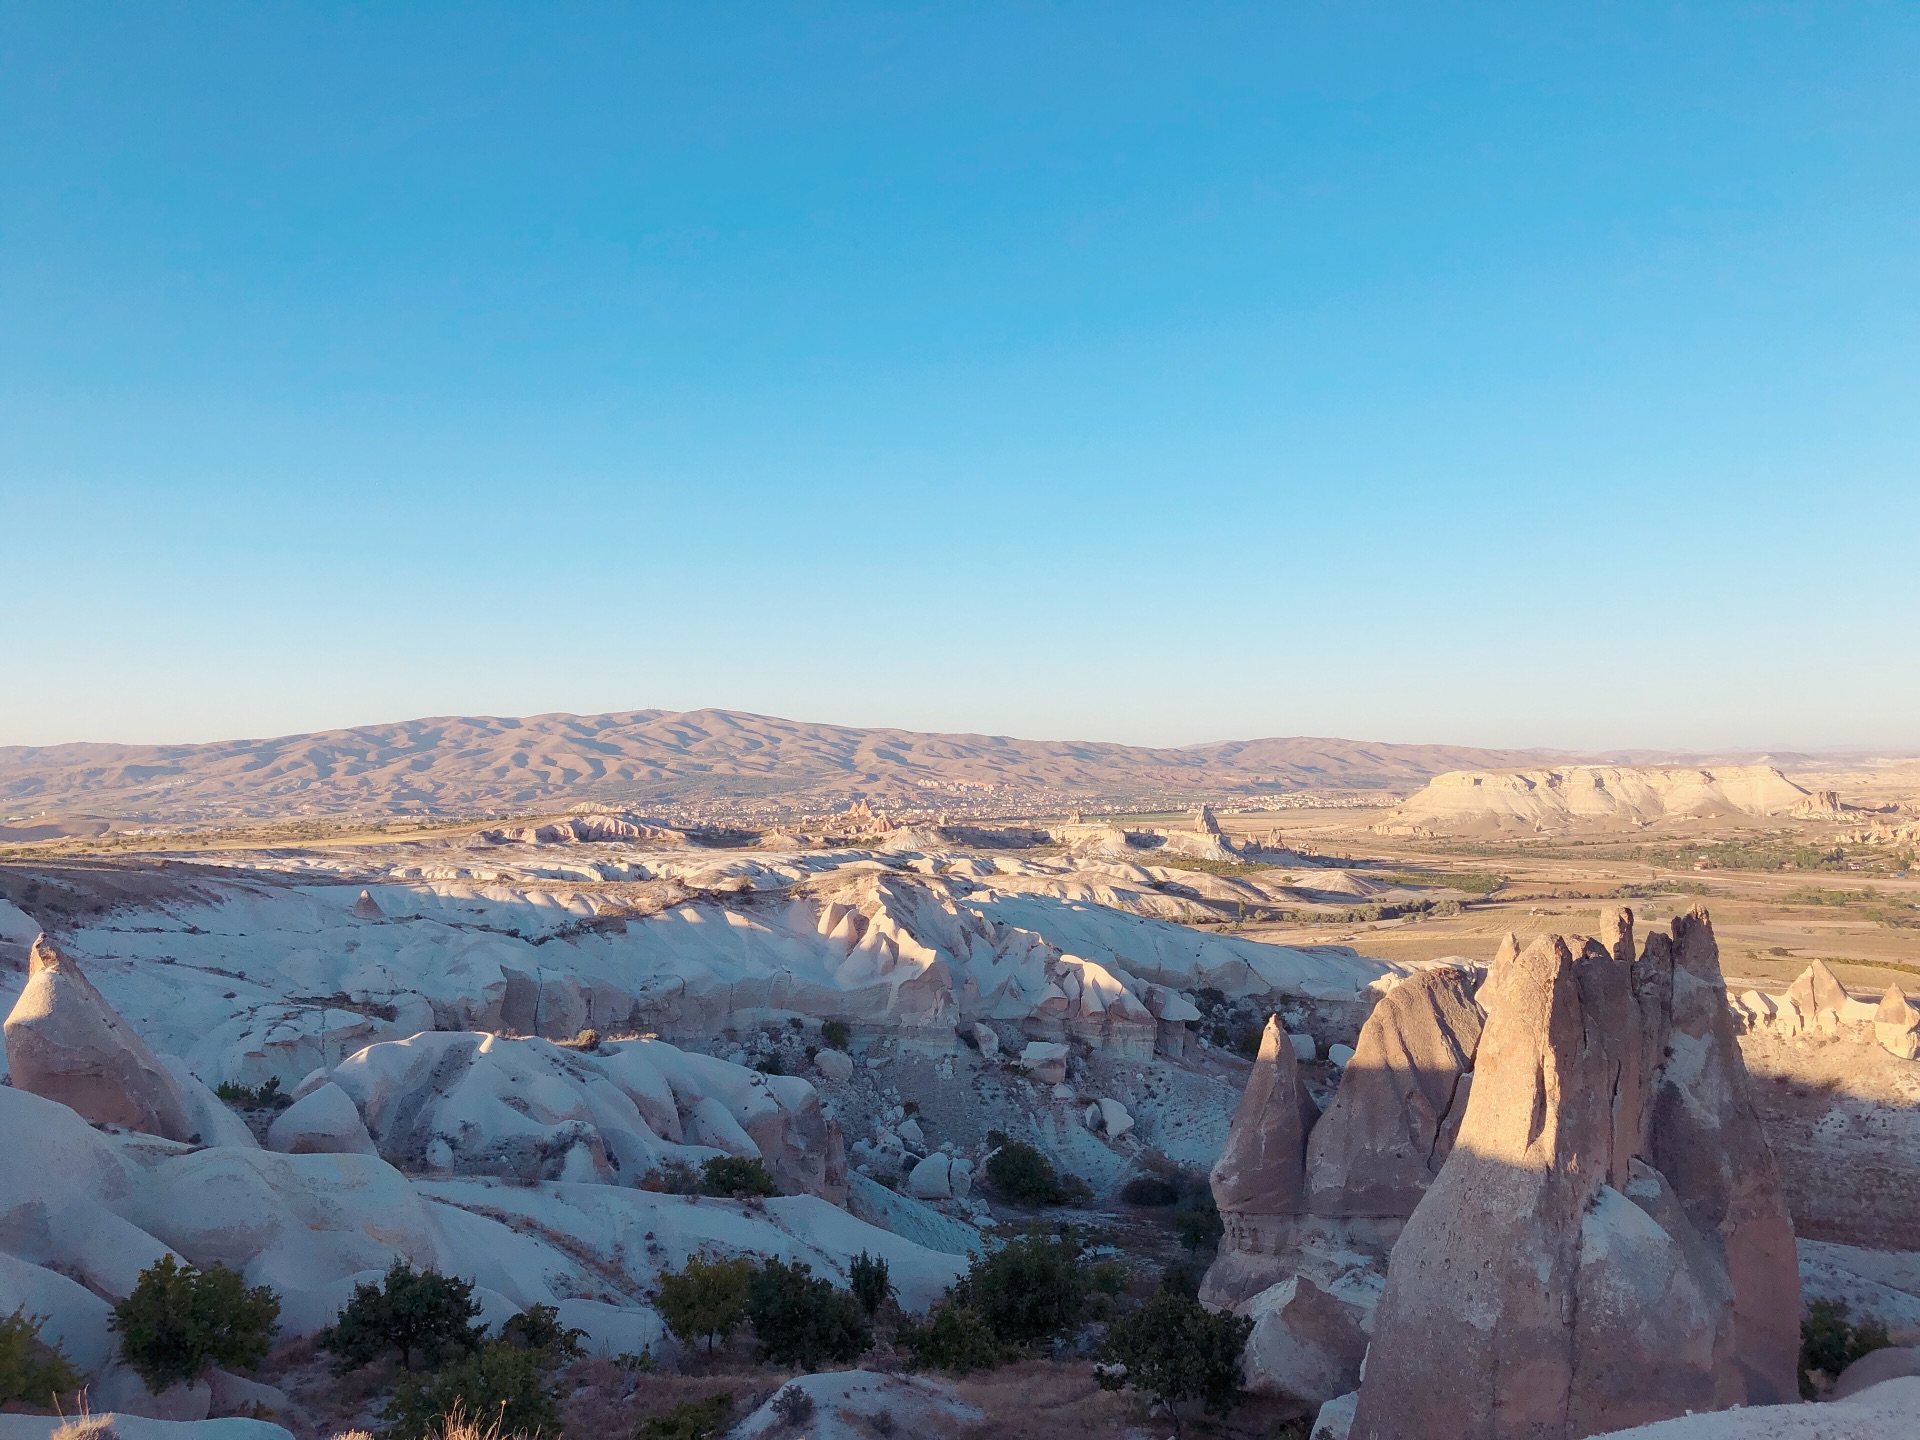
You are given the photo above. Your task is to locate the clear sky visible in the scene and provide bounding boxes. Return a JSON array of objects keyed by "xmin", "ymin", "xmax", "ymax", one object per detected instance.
[{"xmin": 2, "ymin": 4, "xmax": 1915, "ymax": 753}]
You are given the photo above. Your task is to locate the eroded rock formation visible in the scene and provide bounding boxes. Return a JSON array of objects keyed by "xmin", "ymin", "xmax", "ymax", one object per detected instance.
[
  {"xmin": 1349, "ymin": 908, "xmax": 1799, "ymax": 1440},
  {"xmin": 1210, "ymin": 1015, "xmax": 1320, "ymax": 1215},
  {"xmin": 4, "ymin": 933, "xmax": 197, "ymax": 1141}
]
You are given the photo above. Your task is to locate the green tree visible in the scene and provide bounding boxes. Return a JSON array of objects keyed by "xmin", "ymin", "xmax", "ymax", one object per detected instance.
[
  {"xmin": 894, "ymin": 1302, "xmax": 1004, "ymax": 1375},
  {"xmin": 821, "ymin": 1020, "xmax": 850, "ymax": 1050},
  {"xmin": 498, "ymin": 1303, "xmax": 584, "ymax": 1361},
  {"xmin": 1800, "ymin": 1299, "xmax": 1892, "ymax": 1398},
  {"xmin": 1101, "ymin": 1289, "xmax": 1254, "ymax": 1437},
  {"xmin": 637, "ymin": 1392, "xmax": 734, "ymax": 1440},
  {"xmin": 111, "ymin": 1255, "xmax": 281, "ymax": 1390},
  {"xmin": 983, "ymin": 1132, "xmax": 1089, "ymax": 1207},
  {"xmin": 699, "ymin": 1155, "xmax": 779, "ymax": 1198},
  {"xmin": 847, "ymin": 1252, "xmax": 892, "ymax": 1317},
  {"xmin": 745, "ymin": 1258, "xmax": 872, "ymax": 1370},
  {"xmin": 654, "ymin": 1256, "xmax": 754, "ymax": 1356},
  {"xmin": 0, "ymin": 1308, "xmax": 82, "ymax": 1408},
  {"xmin": 951, "ymin": 1228, "xmax": 1091, "ymax": 1350},
  {"xmin": 383, "ymin": 1342, "xmax": 561, "ymax": 1440},
  {"xmin": 317, "ymin": 1258, "xmax": 486, "ymax": 1372}
]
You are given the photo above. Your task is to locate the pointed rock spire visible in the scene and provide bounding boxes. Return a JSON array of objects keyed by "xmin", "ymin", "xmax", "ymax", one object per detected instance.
[
  {"xmin": 1210, "ymin": 1014, "xmax": 1320, "ymax": 1216},
  {"xmin": 4, "ymin": 934, "xmax": 196, "ymax": 1141}
]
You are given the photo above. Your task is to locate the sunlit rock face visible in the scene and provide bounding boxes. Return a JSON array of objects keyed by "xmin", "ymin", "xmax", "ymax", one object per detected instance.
[{"xmin": 1350, "ymin": 908, "xmax": 1800, "ymax": 1440}]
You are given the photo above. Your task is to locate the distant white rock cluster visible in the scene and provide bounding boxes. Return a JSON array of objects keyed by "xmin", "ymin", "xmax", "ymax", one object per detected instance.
[{"xmin": 1732, "ymin": 959, "xmax": 1920, "ymax": 1060}]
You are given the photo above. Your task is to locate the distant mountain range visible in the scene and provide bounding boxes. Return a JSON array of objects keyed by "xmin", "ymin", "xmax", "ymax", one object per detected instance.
[{"xmin": 0, "ymin": 708, "xmax": 1852, "ymax": 828}]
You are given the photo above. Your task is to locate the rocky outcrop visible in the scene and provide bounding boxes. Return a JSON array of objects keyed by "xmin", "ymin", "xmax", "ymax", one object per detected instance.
[
  {"xmin": 1873, "ymin": 986, "xmax": 1920, "ymax": 1061},
  {"xmin": 1305, "ymin": 967, "xmax": 1483, "ymax": 1218},
  {"xmin": 4, "ymin": 934, "xmax": 197, "ymax": 1141},
  {"xmin": 1786, "ymin": 959, "xmax": 1849, "ymax": 1034},
  {"xmin": 1240, "ymin": 1274, "xmax": 1370, "ymax": 1405},
  {"xmin": 1211, "ymin": 1016, "xmax": 1320, "ymax": 1215},
  {"xmin": 1349, "ymin": 908, "xmax": 1799, "ymax": 1440}
]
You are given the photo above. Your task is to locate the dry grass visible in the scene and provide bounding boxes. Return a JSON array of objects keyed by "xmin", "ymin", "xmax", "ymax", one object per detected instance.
[
  {"xmin": 50, "ymin": 1396, "xmax": 117, "ymax": 1440},
  {"xmin": 559, "ymin": 1355, "xmax": 786, "ymax": 1439}
]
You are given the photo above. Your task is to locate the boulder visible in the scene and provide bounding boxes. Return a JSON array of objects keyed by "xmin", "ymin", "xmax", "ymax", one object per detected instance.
[
  {"xmin": 1314, "ymin": 1392, "xmax": 1360, "ymax": 1440},
  {"xmin": 1305, "ymin": 967, "xmax": 1483, "ymax": 1219},
  {"xmin": 1873, "ymin": 986, "xmax": 1920, "ymax": 1061},
  {"xmin": 1327, "ymin": 1043, "xmax": 1355, "ymax": 1067},
  {"xmin": 4, "ymin": 935, "xmax": 196, "ymax": 1141},
  {"xmin": 907, "ymin": 1153, "xmax": 952, "ymax": 1200},
  {"xmin": 1210, "ymin": 1016, "xmax": 1320, "ymax": 1216},
  {"xmin": 814, "ymin": 1047, "xmax": 854, "ymax": 1081},
  {"xmin": 1097, "ymin": 1097, "xmax": 1134, "ymax": 1139},
  {"xmin": 969, "ymin": 1022, "xmax": 1000, "ymax": 1059},
  {"xmin": 1017, "ymin": 1040, "xmax": 1071, "ymax": 1084},
  {"xmin": 1350, "ymin": 909, "xmax": 1800, "ymax": 1440},
  {"xmin": 1289, "ymin": 1032, "xmax": 1317, "ymax": 1063},
  {"xmin": 1831, "ymin": 1346, "xmax": 1920, "ymax": 1401},
  {"xmin": 266, "ymin": 1081, "xmax": 378, "ymax": 1156},
  {"xmin": 1240, "ymin": 1275, "xmax": 1370, "ymax": 1404}
]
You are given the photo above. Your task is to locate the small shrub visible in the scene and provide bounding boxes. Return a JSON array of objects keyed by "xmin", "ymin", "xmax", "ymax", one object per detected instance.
[
  {"xmin": 215, "ymin": 1076, "xmax": 290, "ymax": 1110},
  {"xmin": 383, "ymin": 1342, "xmax": 559, "ymax": 1440},
  {"xmin": 771, "ymin": 1383, "xmax": 815, "ymax": 1424},
  {"xmin": 318, "ymin": 1259, "xmax": 484, "ymax": 1372},
  {"xmin": 0, "ymin": 1307, "xmax": 81, "ymax": 1407},
  {"xmin": 745, "ymin": 1258, "xmax": 872, "ymax": 1370},
  {"xmin": 111, "ymin": 1254, "xmax": 280, "ymax": 1389},
  {"xmin": 895, "ymin": 1302, "xmax": 1004, "ymax": 1374},
  {"xmin": 983, "ymin": 1132, "xmax": 1082, "ymax": 1207},
  {"xmin": 1800, "ymin": 1298, "xmax": 1891, "ymax": 1397},
  {"xmin": 1120, "ymin": 1175, "xmax": 1180, "ymax": 1207},
  {"xmin": 1174, "ymin": 1194, "xmax": 1223, "ymax": 1255},
  {"xmin": 558, "ymin": 1027, "xmax": 601, "ymax": 1051},
  {"xmin": 699, "ymin": 1155, "xmax": 779, "ymax": 1198},
  {"xmin": 951, "ymin": 1228, "xmax": 1091, "ymax": 1350},
  {"xmin": 848, "ymin": 1252, "xmax": 892, "ymax": 1317},
  {"xmin": 753, "ymin": 1054, "xmax": 784, "ymax": 1075},
  {"xmin": 497, "ymin": 1304, "xmax": 584, "ymax": 1360},
  {"xmin": 637, "ymin": 1393, "xmax": 733, "ymax": 1440},
  {"xmin": 1101, "ymin": 1289, "xmax": 1254, "ymax": 1435},
  {"xmin": 821, "ymin": 1020, "xmax": 850, "ymax": 1050},
  {"xmin": 640, "ymin": 1161, "xmax": 701, "ymax": 1195},
  {"xmin": 654, "ymin": 1256, "xmax": 754, "ymax": 1356},
  {"xmin": 1091, "ymin": 1261, "xmax": 1129, "ymax": 1297}
]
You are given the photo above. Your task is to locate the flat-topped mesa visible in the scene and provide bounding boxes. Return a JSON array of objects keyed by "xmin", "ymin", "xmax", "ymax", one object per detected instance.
[
  {"xmin": 4, "ymin": 933, "xmax": 197, "ymax": 1141},
  {"xmin": 1350, "ymin": 907, "xmax": 1799, "ymax": 1440}
]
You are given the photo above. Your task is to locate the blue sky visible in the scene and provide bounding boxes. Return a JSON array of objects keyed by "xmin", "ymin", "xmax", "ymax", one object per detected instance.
[{"xmin": 2, "ymin": 4, "xmax": 1915, "ymax": 751}]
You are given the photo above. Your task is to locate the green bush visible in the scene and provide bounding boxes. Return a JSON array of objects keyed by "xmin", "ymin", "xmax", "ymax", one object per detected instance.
[
  {"xmin": 1174, "ymin": 1194, "xmax": 1223, "ymax": 1255},
  {"xmin": 111, "ymin": 1255, "xmax": 280, "ymax": 1390},
  {"xmin": 895, "ymin": 1302, "xmax": 1004, "ymax": 1374},
  {"xmin": 951, "ymin": 1229, "xmax": 1091, "ymax": 1350},
  {"xmin": 699, "ymin": 1155, "xmax": 779, "ymax": 1198},
  {"xmin": 0, "ymin": 1308, "xmax": 82, "ymax": 1407},
  {"xmin": 1101, "ymin": 1289, "xmax": 1254, "ymax": 1435},
  {"xmin": 1800, "ymin": 1298, "xmax": 1891, "ymax": 1397},
  {"xmin": 745, "ymin": 1258, "xmax": 872, "ymax": 1370},
  {"xmin": 821, "ymin": 1020, "xmax": 850, "ymax": 1051},
  {"xmin": 1120, "ymin": 1175, "xmax": 1180, "ymax": 1207},
  {"xmin": 848, "ymin": 1252, "xmax": 892, "ymax": 1317},
  {"xmin": 638, "ymin": 1392, "xmax": 734, "ymax": 1440},
  {"xmin": 983, "ymin": 1132, "xmax": 1087, "ymax": 1206},
  {"xmin": 383, "ymin": 1341, "xmax": 560, "ymax": 1440},
  {"xmin": 654, "ymin": 1255, "xmax": 755, "ymax": 1356},
  {"xmin": 498, "ymin": 1303, "xmax": 584, "ymax": 1360},
  {"xmin": 215, "ymin": 1076, "xmax": 291, "ymax": 1110},
  {"xmin": 317, "ymin": 1258, "xmax": 485, "ymax": 1372}
]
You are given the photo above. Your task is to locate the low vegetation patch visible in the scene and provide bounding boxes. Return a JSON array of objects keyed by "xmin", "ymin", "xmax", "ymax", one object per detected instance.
[
  {"xmin": 1100, "ymin": 1287, "xmax": 1254, "ymax": 1437},
  {"xmin": 984, "ymin": 1131, "xmax": 1090, "ymax": 1206},
  {"xmin": 111, "ymin": 1254, "xmax": 280, "ymax": 1390},
  {"xmin": 1800, "ymin": 1298, "xmax": 1890, "ymax": 1398},
  {"xmin": 215, "ymin": 1075, "xmax": 292, "ymax": 1110},
  {"xmin": 0, "ymin": 1307, "xmax": 81, "ymax": 1408}
]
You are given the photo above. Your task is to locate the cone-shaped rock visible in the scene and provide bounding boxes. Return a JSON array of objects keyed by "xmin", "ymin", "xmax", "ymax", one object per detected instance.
[
  {"xmin": 1786, "ymin": 958, "xmax": 1848, "ymax": 1030},
  {"xmin": 1305, "ymin": 967, "xmax": 1483, "ymax": 1218},
  {"xmin": 351, "ymin": 888, "xmax": 384, "ymax": 919},
  {"xmin": 1874, "ymin": 985, "xmax": 1920, "ymax": 1060},
  {"xmin": 1351, "ymin": 909, "xmax": 1798, "ymax": 1439},
  {"xmin": 4, "ymin": 933, "xmax": 196, "ymax": 1141},
  {"xmin": 1646, "ymin": 908, "xmax": 1801, "ymax": 1407},
  {"xmin": 1211, "ymin": 1015, "xmax": 1320, "ymax": 1215}
]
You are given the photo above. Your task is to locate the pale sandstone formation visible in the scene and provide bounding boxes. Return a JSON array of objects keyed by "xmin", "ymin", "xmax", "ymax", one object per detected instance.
[
  {"xmin": 265, "ymin": 1080, "xmax": 378, "ymax": 1156},
  {"xmin": 1787, "ymin": 959, "xmax": 1849, "ymax": 1034},
  {"xmin": 1349, "ymin": 909, "xmax": 1799, "ymax": 1440},
  {"xmin": 1240, "ymin": 1274, "xmax": 1370, "ymax": 1405},
  {"xmin": 4, "ymin": 934, "xmax": 197, "ymax": 1141},
  {"xmin": 1873, "ymin": 986, "xmax": 1920, "ymax": 1061},
  {"xmin": 1305, "ymin": 967, "xmax": 1483, "ymax": 1218},
  {"xmin": 1380, "ymin": 764, "xmax": 1822, "ymax": 837},
  {"xmin": 1210, "ymin": 1016, "xmax": 1320, "ymax": 1215},
  {"xmin": 1831, "ymin": 1346, "xmax": 1920, "ymax": 1400}
]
